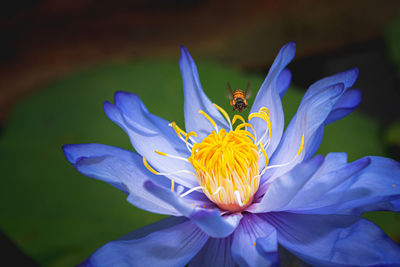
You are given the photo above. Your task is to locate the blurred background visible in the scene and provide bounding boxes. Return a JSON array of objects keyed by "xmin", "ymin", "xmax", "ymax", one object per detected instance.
[{"xmin": 1, "ymin": 0, "xmax": 399, "ymax": 266}]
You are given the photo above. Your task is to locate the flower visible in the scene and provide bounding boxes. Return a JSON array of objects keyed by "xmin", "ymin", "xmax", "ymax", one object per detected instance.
[{"xmin": 63, "ymin": 42, "xmax": 400, "ymax": 266}]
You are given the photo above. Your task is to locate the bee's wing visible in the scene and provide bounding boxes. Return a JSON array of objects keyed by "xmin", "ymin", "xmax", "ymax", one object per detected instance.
[
  {"xmin": 226, "ymin": 81, "xmax": 233, "ymax": 100},
  {"xmin": 245, "ymin": 81, "xmax": 252, "ymax": 99}
]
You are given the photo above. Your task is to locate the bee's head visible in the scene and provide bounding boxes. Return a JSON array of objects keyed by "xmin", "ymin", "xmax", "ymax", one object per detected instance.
[{"xmin": 235, "ymin": 99, "xmax": 247, "ymax": 112}]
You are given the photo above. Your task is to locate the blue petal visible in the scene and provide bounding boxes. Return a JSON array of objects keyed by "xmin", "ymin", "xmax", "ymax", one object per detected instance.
[
  {"xmin": 189, "ymin": 236, "xmax": 235, "ymax": 267},
  {"xmin": 325, "ymin": 89, "xmax": 361, "ymax": 124},
  {"xmin": 231, "ymin": 214, "xmax": 279, "ymax": 267},
  {"xmin": 390, "ymin": 199, "xmax": 400, "ymax": 212},
  {"xmin": 83, "ymin": 216, "xmax": 209, "ymax": 267},
  {"xmin": 104, "ymin": 91, "xmax": 198, "ymax": 188},
  {"xmin": 255, "ymin": 238, "xmax": 279, "ymax": 267},
  {"xmin": 356, "ymin": 198, "xmax": 400, "ymax": 213},
  {"xmin": 302, "ymin": 68, "xmax": 359, "ymax": 101},
  {"xmin": 283, "ymin": 154, "xmax": 371, "ymax": 212},
  {"xmin": 277, "ymin": 68, "xmax": 292, "ymax": 98},
  {"xmin": 250, "ymin": 42, "xmax": 296, "ymax": 161},
  {"xmin": 263, "ymin": 212, "xmax": 400, "ymax": 266},
  {"xmin": 251, "ymin": 155, "xmax": 324, "ymax": 213},
  {"xmin": 144, "ymin": 180, "xmax": 242, "ymax": 238},
  {"xmin": 62, "ymin": 143, "xmax": 179, "ymax": 215},
  {"xmin": 268, "ymin": 68, "xmax": 359, "ymax": 182},
  {"xmin": 180, "ymin": 46, "xmax": 230, "ymax": 140},
  {"xmin": 296, "ymin": 156, "xmax": 400, "ymax": 215},
  {"xmin": 266, "ymin": 82, "xmax": 345, "ymax": 182}
]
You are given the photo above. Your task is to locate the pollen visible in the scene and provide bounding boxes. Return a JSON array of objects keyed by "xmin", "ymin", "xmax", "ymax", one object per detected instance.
[{"xmin": 188, "ymin": 127, "xmax": 260, "ymax": 212}]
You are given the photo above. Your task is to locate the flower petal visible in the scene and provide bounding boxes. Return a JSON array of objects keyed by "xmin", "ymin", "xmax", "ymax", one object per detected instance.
[
  {"xmin": 231, "ymin": 214, "xmax": 279, "ymax": 267},
  {"xmin": 63, "ymin": 143, "xmax": 179, "ymax": 215},
  {"xmin": 266, "ymin": 82, "xmax": 345, "ymax": 182},
  {"xmin": 250, "ymin": 42, "xmax": 296, "ymax": 159},
  {"xmin": 144, "ymin": 180, "xmax": 242, "ymax": 238},
  {"xmin": 251, "ymin": 155, "xmax": 324, "ymax": 213},
  {"xmin": 104, "ymin": 91, "xmax": 198, "ymax": 188},
  {"xmin": 283, "ymin": 154, "xmax": 371, "ymax": 212},
  {"xmin": 255, "ymin": 238, "xmax": 280, "ymax": 267},
  {"xmin": 267, "ymin": 68, "xmax": 359, "ymax": 182},
  {"xmin": 295, "ymin": 156, "xmax": 400, "ymax": 215},
  {"xmin": 180, "ymin": 46, "xmax": 229, "ymax": 140},
  {"xmin": 81, "ymin": 216, "xmax": 208, "ymax": 267},
  {"xmin": 302, "ymin": 68, "xmax": 359, "ymax": 101},
  {"xmin": 277, "ymin": 68, "xmax": 292, "ymax": 98},
  {"xmin": 189, "ymin": 236, "xmax": 235, "ymax": 267},
  {"xmin": 263, "ymin": 212, "xmax": 400, "ymax": 266},
  {"xmin": 325, "ymin": 89, "xmax": 362, "ymax": 124}
]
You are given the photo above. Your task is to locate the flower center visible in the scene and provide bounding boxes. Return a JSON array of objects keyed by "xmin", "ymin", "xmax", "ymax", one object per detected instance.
[
  {"xmin": 189, "ymin": 128, "xmax": 260, "ymax": 212},
  {"xmin": 189, "ymin": 126, "xmax": 260, "ymax": 212},
  {"xmin": 168, "ymin": 105, "xmax": 273, "ymax": 212},
  {"xmin": 142, "ymin": 104, "xmax": 304, "ymax": 213}
]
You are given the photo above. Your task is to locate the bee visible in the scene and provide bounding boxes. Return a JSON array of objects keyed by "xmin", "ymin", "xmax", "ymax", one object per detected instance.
[{"xmin": 227, "ymin": 81, "xmax": 251, "ymax": 112}]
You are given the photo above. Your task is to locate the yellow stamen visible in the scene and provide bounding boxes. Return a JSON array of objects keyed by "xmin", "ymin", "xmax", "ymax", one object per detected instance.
[
  {"xmin": 169, "ymin": 121, "xmax": 187, "ymax": 138},
  {"xmin": 154, "ymin": 150, "xmax": 190, "ymax": 162},
  {"xmin": 185, "ymin": 131, "xmax": 197, "ymax": 142},
  {"xmin": 199, "ymin": 110, "xmax": 217, "ymax": 128},
  {"xmin": 142, "ymin": 157, "xmax": 159, "ymax": 175},
  {"xmin": 213, "ymin": 103, "xmax": 231, "ymax": 127},
  {"xmin": 235, "ymin": 122, "xmax": 251, "ymax": 131},
  {"xmin": 154, "ymin": 150, "xmax": 167, "ymax": 156},
  {"xmin": 236, "ymin": 129, "xmax": 256, "ymax": 143},
  {"xmin": 297, "ymin": 133, "xmax": 305, "ymax": 155},
  {"xmin": 232, "ymin": 114, "xmax": 246, "ymax": 126},
  {"xmin": 243, "ymin": 185, "xmax": 251, "ymax": 205},
  {"xmin": 259, "ymin": 107, "xmax": 270, "ymax": 117},
  {"xmin": 171, "ymin": 179, "xmax": 175, "ymax": 192},
  {"xmin": 264, "ymin": 133, "xmax": 305, "ymax": 171},
  {"xmin": 259, "ymin": 140, "xmax": 269, "ymax": 167},
  {"xmin": 249, "ymin": 111, "xmax": 272, "ymax": 141},
  {"xmin": 143, "ymin": 156, "xmax": 197, "ymax": 178}
]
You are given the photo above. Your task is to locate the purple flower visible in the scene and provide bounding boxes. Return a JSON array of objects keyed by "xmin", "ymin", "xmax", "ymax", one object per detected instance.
[{"xmin": 63, "ymin": 42, "xmax": 400, "ymax": 266}]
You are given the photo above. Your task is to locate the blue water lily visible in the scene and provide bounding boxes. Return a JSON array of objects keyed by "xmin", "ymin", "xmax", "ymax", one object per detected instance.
[{"xmin": 63, "ymin": 42, "xmax": 400, "ymax": 266}]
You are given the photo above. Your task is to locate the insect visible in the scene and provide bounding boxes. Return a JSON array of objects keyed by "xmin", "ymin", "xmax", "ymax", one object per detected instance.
[{"xmin": 227, "ymin": 81, "xmax": 251, "ymax": 112}]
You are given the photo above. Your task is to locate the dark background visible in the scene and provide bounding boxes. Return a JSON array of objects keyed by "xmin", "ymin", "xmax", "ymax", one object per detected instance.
[{"xmin": 1, "ymin": 1, "xmax": 399, "ymax": 266}]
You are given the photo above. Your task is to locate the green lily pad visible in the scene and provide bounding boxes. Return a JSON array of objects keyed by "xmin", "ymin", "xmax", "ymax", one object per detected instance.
[{"xmin": 0, "ymin": 59, "xmax": 398, "ymax": 266}]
